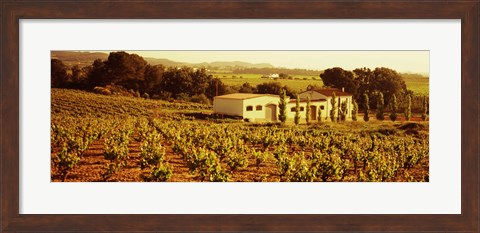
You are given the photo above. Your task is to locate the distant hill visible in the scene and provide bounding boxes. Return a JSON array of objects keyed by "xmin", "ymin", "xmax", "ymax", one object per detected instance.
[
  {"xmin": 51, "ymin": 51, "xmax": 109, "ymax": 67},
  {"xmin": 51, "ymin": 51, "xmax": 274, "ymax": 69},
  {"xmin": 143, "ymin": 57, "xmax": 185, "ymax": 67}
]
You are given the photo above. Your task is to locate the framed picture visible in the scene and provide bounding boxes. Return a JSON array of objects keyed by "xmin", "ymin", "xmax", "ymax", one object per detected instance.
[{"xmin": 1, "ymin": 1, "xmax": 478, "ymax": 232}]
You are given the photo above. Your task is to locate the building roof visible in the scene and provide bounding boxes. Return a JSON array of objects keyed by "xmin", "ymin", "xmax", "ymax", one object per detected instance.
[
  {"xmin": 289, "ymin": 98, "xmax": 326, "ymax": 103},
  {"xmin": 214, "ymin": 93, "xmax": 280, "ymax": 100},
  {"xmin": 311, "ymin": 88, "xmax": 352, "ymax": 97}
]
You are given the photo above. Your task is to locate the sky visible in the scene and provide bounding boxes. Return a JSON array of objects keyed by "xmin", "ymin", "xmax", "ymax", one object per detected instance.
[{"xmin": 122, "ymin": 51, "xmax": 429, "ymax": 75}]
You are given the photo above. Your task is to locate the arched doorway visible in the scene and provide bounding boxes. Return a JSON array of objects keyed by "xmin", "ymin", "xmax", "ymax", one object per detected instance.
[
  {"xmin": 265, "ymin": 104, "xmax": 277, "ymax": 121},
  {"xmin": 310, "ymin": 105, "xmax": 317, "ymax": 121}
]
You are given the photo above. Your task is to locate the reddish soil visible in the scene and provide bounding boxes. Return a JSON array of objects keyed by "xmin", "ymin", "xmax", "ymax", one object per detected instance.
[
  {"xmin": 51, "ymin": 139, "xmax": 428, "ymax": 182},
  {"xmin": 51, "ymin": 138, "xmax": 285, "ymax": 182}
]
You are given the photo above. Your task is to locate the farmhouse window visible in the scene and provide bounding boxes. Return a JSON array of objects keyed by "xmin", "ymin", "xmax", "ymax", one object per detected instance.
[
  {"xmin": 256, "ymin": 105, "xmax": 263, "ymax": 111},
  {"xmin": 300, "ymin": 107, "xmax": 304, "ymax": 111},
  {"xmin": 320, "ymin": 105, "xmax": 325, "ymax": 110},
  {"xmin": 291, "ymin": 107, "xmax": 296, "ymax": 112},
  {"xmin": 246, "ymin": 106, "xmax": 253, "ymax": 111}
]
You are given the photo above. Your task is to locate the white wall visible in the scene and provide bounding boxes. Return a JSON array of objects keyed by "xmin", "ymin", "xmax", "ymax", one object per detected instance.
[
  {"xmin": 213, "ymin": 98, "xmax": 243, "ymax": 116},
  {"xmin": 296, "ymin": 90, "xmax": 353, "ymax": 121},
  {"xmin": 214, "ymin": 94, "xmax": 352, "ymax": 122},
  {"xmin": 324, "ymin": 96, "xmax": 353, "ymax": 120},
  {"xmin": 242, "ymin": 96, "xmax": 281, "ymax": 121},
  {"xmin": 285, "ymin": 101, "xmax": 327, "ymax": 121}
]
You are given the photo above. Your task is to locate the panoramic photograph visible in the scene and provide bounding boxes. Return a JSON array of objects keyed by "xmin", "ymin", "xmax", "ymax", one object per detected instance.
[{"xmin": 51, "ymin": 50, "xmax": 429, "ymax": 182}]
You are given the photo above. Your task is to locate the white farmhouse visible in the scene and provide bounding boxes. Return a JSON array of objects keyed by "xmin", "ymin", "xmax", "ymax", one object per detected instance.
[
  {"xmin": 213, "ymin": 88, "xmax": 353, "ymax": 122},
  {"xmin": 261, "ymin": 74, "xmax": 280, "ymax": 79},
  {"xmin": 297, "ymin": 88, "xmax": 353, "ymax": 120},
  {"xmin": 213, "ymin": 93, "xmax": 285, "ymax": 122}
]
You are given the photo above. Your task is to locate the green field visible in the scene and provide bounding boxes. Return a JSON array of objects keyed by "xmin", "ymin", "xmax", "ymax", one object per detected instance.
[
  {"xmin": 210, "ymin": 73, "xmax": 321, "ymax": 92},
  {"xmin": 210, "ymin": 73, "xmax": 429, "ymax": 96},
  {"xmin": 403, "ymin": 76, "xmax": 429, "ymax": 96}
]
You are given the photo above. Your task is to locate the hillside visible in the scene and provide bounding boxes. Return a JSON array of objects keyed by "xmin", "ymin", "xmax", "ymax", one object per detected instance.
[
  {"xmin": 51, "ymin": 51, "xmax": 274, "ymax": 69},
  {"xmin": 51, "ymin": 88, "xmax": 211, "ymax": 118},
  {"xmin": 51, "ymin": 51, "xmax": 109, "ymax": 67}
]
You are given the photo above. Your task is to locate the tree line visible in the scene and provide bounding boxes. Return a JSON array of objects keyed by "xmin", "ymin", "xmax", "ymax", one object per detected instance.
[
  {"xmin": 51, "ymin": 51, "xmax": 299, "ymax": 104},
  {"xmin": 277, "ymin": 89, "xmax": 428, "ymax": 125},
  {"xmin": 52, "ymin": 51, "xmax": 426, "ymax": 113}
]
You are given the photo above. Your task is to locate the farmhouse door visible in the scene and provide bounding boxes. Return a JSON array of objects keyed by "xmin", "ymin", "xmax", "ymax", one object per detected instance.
[
  {"xmin": 265, "ymin": 104, "xmax": 277, "ymax": 121},
  {"xmin": 310, "ymin": 105, "xmax": 317, "ymax": 120}
]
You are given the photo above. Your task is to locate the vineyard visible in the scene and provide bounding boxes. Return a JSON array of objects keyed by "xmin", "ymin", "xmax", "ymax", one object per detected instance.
[{"xmin": 51, "ymin": 89, "xmax": 429, "ymax": 182}]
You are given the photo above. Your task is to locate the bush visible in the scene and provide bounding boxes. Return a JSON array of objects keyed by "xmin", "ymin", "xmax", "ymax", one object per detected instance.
[
  {"xmin": 404, "ymin": 95, "xmax": 411, "ymax": 121},
  {"xmin": 278, "ymin": 90, "xmax": 287, "ymax": 124},
  {"xmin": 294, "ymin": 96, "xmax": 300, "ymax": 125},
  {"xmin": 157, "ymin": 91, "xmax": 172, "ymax": 100},
  {"xmin": 352, "ymin": 100, "xmax": 358, "ymax": 121},
  {"xmin": 363, "ymin": 94, "xmax": 370, "ymax": 121},
  {"xmin": 189, "ymin": 94, "xmax": 211, "ymax": 105},
  {"xmin": 176, "ymin": 93, "xmax": 190, "ymax": 101},
  {"xmin": 149, "ymin": 162, "xmax": 173, "ymax": 181},
  {"xmin": 305, "ymin": 96, "xmax": 311, "ymax": 124},
  {"xmin": 421, "ymin": 96, "xmax": 428, "ymax": 121},
  {"xmin": 330, "ymin": 93, "xmax": 337, "ymax": 122},
  {"xmin": 390, "ymin": 94, "xmax": 398, "ymax": 121},
  {"xmin": 93, "ymin": 86, "xmax": 112, "ymax": 95},
  {"xmin": 376, "ymin": 93, "xmax": 385, "ymax": 120}
]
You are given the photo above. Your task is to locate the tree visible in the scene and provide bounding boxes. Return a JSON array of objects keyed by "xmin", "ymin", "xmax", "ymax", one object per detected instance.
[
  {"xmin": 352, "ymin": 67, "xmax": 373, "ymax": 103},
  {"xmin": 337, "ymin": 97, "xmax": 341, "ymax": 122},
  {"xmin": 51, "ymin": 59, "xmax": 68, "ymax": 87},
  {"xmin": 69, "ymin": 65, "xmax": 89, "ymax": 89},
  {"xmin": 160, "ymin": 67, "xmax": 193, "ymax": 98},
  {"xmin": 294, "ymin": 95, "xmax": 301, "ymax": 125},
  {"xmin": 104, "ymin": 51, "xmax": 148, "ymax": 90},
  {"xmin": 279, "ymin": 73, "xmax": 289, "ymax": 79},
  {"xmin": 318, "ymin": 106, "xmax": 322, "ymax": 122},
  {"xmin": 353, "ymin": 67, "xmax": 408, "ymax": 109},
  {"xmin": 352, "ymin": 100, "xmax": 358, "ymax": 121},
  {"xmin": 256, "ymin": 82, "xmax": 283, "ymax": 95},
  {"xmin": 372, "ymin": 67, "xmax": 407, "ymax": 107},
  {"xmin": 87, "ymin": 59, "xmax": 108, "ymax": 88},
  {"xmin": 404, "ymin": 94, "xmax": 412, "ymax": 121},
  {"xmin": 160, "ymin": 67, "xmax": 213, "ymax": 99},
  {"xmin": 376, "ymin": 92, "xmax": 385, "ymax": 120},
  {"xmin": 142, "ymin": 64, "xmax": 165, "ymax": 95},
  {"xmin": 191, "ymin": 68, "xmax": 212, "ymax": 96},
  {"xmin": 320, "ymin": 67, "xmax": 358, "ymax": 96},
  {"xmin": 340, "ymin": 100, "xmax": 347, "ymax": 121},
  {"xmin": 278, "ymin": 90, "xmax": 287, "ymax": 124},
  {"xmin": 205, "ymin": 78, "xmax": 231, "ymax": 100},
  {"xmin": 363, "ymin": 94, "xmax": 370, "ymax": 121},
  {"xmin": 330, "ymin": 92, "xmax": 337, "ymax": 122},
  {"xmin": 256, "ymin": 82, "xmax": 296, "ymax": 98},
  {"xmin": 238, "ymin": 82, "xmax": 256, "ymax": 93},
  {"xmin": 305, "ymin": 96, "xmax": 311, "ymax": 124},
  {"xmin": 421, "ymin": 96, "xmax": 428, "ymax": 121},
  {"xmin": 389, "ymin": 94, "xmax": 398, "ymax": 121}
]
